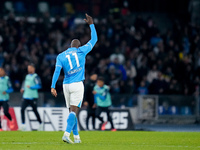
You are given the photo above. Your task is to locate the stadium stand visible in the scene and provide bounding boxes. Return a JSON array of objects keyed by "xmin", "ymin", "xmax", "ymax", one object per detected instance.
[{"xmin": 0, "ymin": 1, "xmax": 199, "ymax": 109}]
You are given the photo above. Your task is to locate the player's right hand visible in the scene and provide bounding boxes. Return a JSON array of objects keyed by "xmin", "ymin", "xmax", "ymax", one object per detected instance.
[
  {"xmin": 92, "ymin": 104, "xmax": 97, "ymax": 108},
  {"xmin": 84, "ymin": 14, "xmax": 93, "ymax": 25},
  {"xmin": 83, "ymin": 101, "xmax": 88, "ymax": 107},
  {"xmin": 92, "ymin": 90, "xmax": 97, "ymax": 95},
  {"xmin": 51, "ymin": 88, "xmax": 57, "ymax": 97},
  {"xmin": 20, "ymin": 89, "xmax": 24, "ymax": 93}
]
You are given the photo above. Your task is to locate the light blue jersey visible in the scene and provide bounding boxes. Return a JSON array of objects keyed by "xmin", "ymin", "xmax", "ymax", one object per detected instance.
[
  {"xmin": 51, "ymin": 24, "xmax": 97, "ymax": 88},
  {"xmin": 0, "ymin": 76, "xmax": 13, "ymax": 101}
]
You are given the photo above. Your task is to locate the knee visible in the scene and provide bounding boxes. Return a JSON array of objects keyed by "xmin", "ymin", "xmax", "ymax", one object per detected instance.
[{"xmin": 70, "ymin": 106, "xmax": 79, "ymax": 115}]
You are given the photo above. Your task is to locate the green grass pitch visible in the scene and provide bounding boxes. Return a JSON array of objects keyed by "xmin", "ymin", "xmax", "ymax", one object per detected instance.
[{"xmin": 0, "ymin": 131, "xmax": 200, "ymax": 150}]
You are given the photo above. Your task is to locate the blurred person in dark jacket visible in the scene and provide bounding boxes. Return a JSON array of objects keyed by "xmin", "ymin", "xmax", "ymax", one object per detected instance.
[
  {"xmin": 149, "ymin": 71, "xmax": 169, "ymax": 94},
  {"xmin": 83, "ymin": 74, "xmax": 97, "ymax": 130}
]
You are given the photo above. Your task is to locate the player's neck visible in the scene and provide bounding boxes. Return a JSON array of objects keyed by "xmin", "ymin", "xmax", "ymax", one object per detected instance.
[
  {"xmin": 71, "ymin": 46, "xmax": 78, "ymax": 48},
  {"xmin": 28, "ymin": 73, "xmax": 35, "ymax": 75}
]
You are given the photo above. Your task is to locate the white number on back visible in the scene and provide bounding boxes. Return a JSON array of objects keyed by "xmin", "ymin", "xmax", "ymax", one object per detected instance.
[
  {"xmin": 72, "ymin": 53, "xmax": 80, "ymax": 68},
  {"xmin": 66, "ymin": 53, "xmax": 80, "ymax": 69}
]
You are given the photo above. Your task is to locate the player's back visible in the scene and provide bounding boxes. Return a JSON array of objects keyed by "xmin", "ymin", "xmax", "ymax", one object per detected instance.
[
  {"xmin": 57, "ymin": 47, "xmax": 86, "ymax": 84},
  {"xmin": 52, "ymin": 23, "xmax": 97, "ymax": 88}
]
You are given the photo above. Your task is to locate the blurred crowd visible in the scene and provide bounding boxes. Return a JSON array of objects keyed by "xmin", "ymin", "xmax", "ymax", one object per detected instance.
[{"xmin": 0, "ymin": 11, "xmax": 200, "ymax": 96}]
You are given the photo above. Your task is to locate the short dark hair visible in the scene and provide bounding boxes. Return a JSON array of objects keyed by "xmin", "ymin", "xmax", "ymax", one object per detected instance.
[
  {"xmin": 28, "ymin": 63, "xmax": 35, "ymax": 68},
  {"xmin": 97, "ymin": 76, "xmax": 104, "ymax": 82},
  {"xmin": 90, "ymin": 72, "xmax": 97, "ymax": 76}
]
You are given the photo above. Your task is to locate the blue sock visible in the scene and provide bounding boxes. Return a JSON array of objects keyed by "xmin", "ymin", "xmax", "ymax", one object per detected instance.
[
  {"xmin": 66, "ymin": 112, "xmax": 76, "ymax": 133},
  {"xmin": 73, "ymin": 117, "xmax": 79, "ymax": 136}
]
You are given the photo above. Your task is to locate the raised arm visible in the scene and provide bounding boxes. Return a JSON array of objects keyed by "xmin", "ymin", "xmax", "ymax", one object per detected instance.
[
  {"xmin": 88, "ymin": 24, "xmax": 98, "ymax": 48},
  {"xmin": 84, "ymin": 13, "xmax": 98, "ymax": 46},
  {"xmin": 80, "ymin": 14, "xmax": 98, "ymax": 54}
]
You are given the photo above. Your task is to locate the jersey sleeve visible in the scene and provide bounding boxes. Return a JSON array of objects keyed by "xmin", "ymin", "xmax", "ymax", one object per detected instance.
[
  {"xmin": 105, "ymin": 85, "xmax": 110, "ymax": 91},
  {"xmin": 6, "ymin": 77, "xmax": 14, "ymax": 93},
  {"xmin": 51, "ymin": 66, "xmax": 62, "ymax": 89},
  {"xmin": 56, "ymin": 56, "xmax": 62, "ymax": 68},
  {"xmin": 7, "ymin": 77, "xmax": 12, "ymax": 89},
  {"xmin": 30, "ymin": 75, "xmax": 42, "ymax": 89},
  {"xmin": 101, "ymin": 86, "xmax": 108, "ymax": 100},
  {"xmin": 93, "ymin": 85, "xmax": 97, "ymax": 92},
  {"xmin": 51, "ymin": 55, "xmax": 63, "ymax": 89},
  {"xmin": 21, "ymin": 80, "xmax": 25, "ymax": 89},
  {"xmin": 79, "ymin": 24, "xmax": 98, "ymax": 55},
  {"xmin": 34, "ymin": 76, "xmax": 42, "ymax": 85}
]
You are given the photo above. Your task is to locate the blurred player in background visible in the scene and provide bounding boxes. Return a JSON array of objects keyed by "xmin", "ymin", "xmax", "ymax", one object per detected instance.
[
  {"xmin": 93, "ymin": 77, "xmax": 116, "ymax": 131},
  {"xmin": 20, "ymin": 64, "xmax": 42, "ymax": 131},
  {"xmin": 83, "ymin": 73, "xmax": 98, "ymax": 130},
  {"xmin": 0, "ymin": 67, "xmax": 14, "ymax": 131},
  {"xmin": 51, "ymin": 14, "xmax": 97, "ymax": 144}
]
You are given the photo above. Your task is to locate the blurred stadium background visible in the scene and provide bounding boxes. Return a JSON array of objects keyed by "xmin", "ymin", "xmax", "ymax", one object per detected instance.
[{"xmin": 0, "ymin": 0, "xmax": 200, "ymax": 131}]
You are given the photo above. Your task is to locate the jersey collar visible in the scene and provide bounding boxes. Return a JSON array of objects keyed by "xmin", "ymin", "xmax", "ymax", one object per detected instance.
[{"xmin": 28, "ymin": 73, "xmax": 35, "ymax": 76}]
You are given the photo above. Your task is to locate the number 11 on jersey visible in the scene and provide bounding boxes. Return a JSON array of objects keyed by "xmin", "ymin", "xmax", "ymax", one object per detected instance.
[{"xmin": 66, "ymin": 53, "xmax": 80, "ymax": 69}]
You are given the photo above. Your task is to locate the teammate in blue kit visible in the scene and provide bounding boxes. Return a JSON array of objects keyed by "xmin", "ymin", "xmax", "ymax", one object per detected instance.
[{"xmin": 51, "ymin": 14, "xmax": 97, "ymax": 144}]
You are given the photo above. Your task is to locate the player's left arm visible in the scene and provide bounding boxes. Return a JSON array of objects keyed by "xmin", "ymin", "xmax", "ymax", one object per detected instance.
[
  {"xmin": 51, "ymin": 56, "xmax": 62, "ymax": 97},
  {"xmin": 92, "ymin": 86, "xmax": 98, "ymax": 104},
  {"xmin": 4, "ymin": 78, "xmax": 13, "ymax": 94},
  {"xmin": 83, "ymin": 83, "xmax": 90, "ymax": 106},
  {"xmin": 30, "ymin": 76, "xmax": 42, "ymax": 90},
  {"xmin": 20, "ymin": 81, "xmax": 25, "ymax": 93},
  {"xmin": 93, "ymin": 88, "xmax": 106, "ymax": 101},
  {"xmin": 100, "ymin": 85, "xmax": 110, "ymax": 101},
  {"xmin": 101, "ymin": 89, "xmax": 108, "ymax": 101}
]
